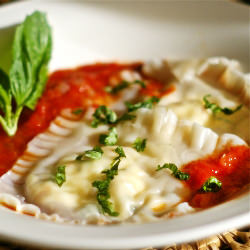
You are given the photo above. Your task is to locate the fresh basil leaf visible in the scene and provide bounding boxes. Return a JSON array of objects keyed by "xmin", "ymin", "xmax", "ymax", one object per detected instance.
[
  {"xmin": 10, "ymin": 11, "xmax": 52, "ymax": 109},
  {"xmin": 0, "ymin": 11, "xmax": 52, "ymax": 136},
  {"xmin": 0, "ymin": 69, "xmax": 11, "ymax": 113}
]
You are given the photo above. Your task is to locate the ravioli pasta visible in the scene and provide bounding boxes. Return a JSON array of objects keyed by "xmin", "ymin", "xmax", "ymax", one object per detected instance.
[{"xmin": 0, "ymin": 57, "xmax": 249, "ymax": 225}]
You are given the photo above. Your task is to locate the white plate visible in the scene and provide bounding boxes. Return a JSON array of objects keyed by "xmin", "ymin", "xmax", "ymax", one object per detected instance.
[{"xmin": 0, "ymin": 0, "xmax": 249, "ymax": 249}]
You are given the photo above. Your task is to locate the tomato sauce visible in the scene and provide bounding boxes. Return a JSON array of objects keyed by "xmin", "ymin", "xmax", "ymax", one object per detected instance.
[
  {"xmin": 182, "ymin": 145, "xmax": 250, "ymax": 208},
  {"xmin": 0, "ymin": 63, "xmax": 170, "ymax": 176}
]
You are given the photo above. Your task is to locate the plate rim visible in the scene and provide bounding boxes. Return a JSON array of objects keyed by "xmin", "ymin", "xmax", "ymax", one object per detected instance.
[{"xmin": 0, "ymin": 0, "xmax": 249, "ymax": 249}]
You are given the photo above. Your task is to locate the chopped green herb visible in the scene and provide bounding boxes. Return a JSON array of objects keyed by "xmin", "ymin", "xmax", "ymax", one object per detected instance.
[
  {"xmin": 201, "ymin": 176, "xmax": 222, "ymax": 192},
  {"xmin": 92, "ymin": 146, "xmax": 126, "ymax": 216},
  {"xmin": 0, "ymin": 11, "xmax": 52, "ymax": 136},
  {"xmin": 99, "ymin": 127, "xmax": 118, "ymax": 146},
  {"xmin": 54, "ymin": 165, "xmax": 66, "ymax": 187},
  {"xmin": 85, "ymin": 146, "xmax": 103, "ymax": 160},
  {"xmin": 116, "ymin": 112, "xmax": 136, "ymax": 123},
  {"xmin": 114, "ymin": 146, "xmax": 126, "ymax": 158},
  {"xmin": 72, "ymin": 108, "xmax": 83, "ymax": 115},
  {"xmin": 134, "ymin": 79, "xmax": 146, "ymax": 88},
  {"xmin": 133, "ymin": 137, "xmax": 147, "ymax": 152},
  {"xmin": 125, "ymin": 96, "xmax": 160, "ymax": 112},
  {"xmin": 104, "ymin": 80, "xmax": 146, "ymax": 94},
  {"xmin": 203, "ymin": 95, "xmax": 242, "ymax": 115},
  {"xmin": 156, "ymin": 163, "xmax": 190, "ymax": 180},
  {"xmin": 92, "ymin": 179, "xmax": 119, "ymax": 217},
  {"xmin": 76, "ymin": 146, "xmax": 104, "ymax": 161},
  {"xmin": 91, "ymin": 106, "xmax": 117, "ymax": 128}
]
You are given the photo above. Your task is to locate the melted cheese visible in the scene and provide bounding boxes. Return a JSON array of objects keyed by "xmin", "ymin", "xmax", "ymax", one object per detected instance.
[{"xmin": 24, "ymin": 109, "xmax": 193, "ymax": 223}]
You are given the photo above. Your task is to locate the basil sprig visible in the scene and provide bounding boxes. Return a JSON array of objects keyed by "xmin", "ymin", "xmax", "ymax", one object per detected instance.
[
  {"xmin": 0, "ymin": 11, "xmax": 52, "ymax": 136},
  {"xmin": 203, "ymin": 95, "xmax": 242, "ymax": 115}
]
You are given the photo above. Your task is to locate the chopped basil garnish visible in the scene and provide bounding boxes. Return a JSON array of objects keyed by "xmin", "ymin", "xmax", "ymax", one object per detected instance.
[
  {"xmin": 72, "ymin": 108, "xmax": 83, "ymax": 115},
  {"xmin": 156, "ymin": 163, "xmax": 190, "ymax": 180},
  {"xmin": 201, "ymin": 176, "xmax": 222, "ymax": 192},
  {"xmin": 92, "ymin": 146, "xmax": 126, "ymax": 216},
  {"xmin": 91, "ymin": 96, "xmax": 159, "ymax": 128},
  {"xmin": 114, "ymin": 146, "xmax": 126, "ymax": 159},
  {"xmin": 116, "ymin": 112, "xmax": 136, "ymax": 123},
  {"xmin": 99, "ymin": 127, "xmax": 118, "ymax": 146},
  {"xmin": 203, "ymin": 95, "xmax": 242, "ymax": 115},
  {"xmin": 54, "ymin": 165, "xmax": 66, "ymax": 187},
  {"xmin": 76, "ymin": 146, "xmax": 103, "ymax": 161},
  {"xmin": 105, "ymin": 80, "xmax": 146, "ymax": 94},
  {"xmin": 133, "ymin": 137, "xmax": 147, "ymax": 152},
  {"xmin": 125, "ymin": 96, "xmax": 160, "ymax": 112},
  {"xmin": 91, "ymin": 106, "xmax": 117, "ymax": 128}
]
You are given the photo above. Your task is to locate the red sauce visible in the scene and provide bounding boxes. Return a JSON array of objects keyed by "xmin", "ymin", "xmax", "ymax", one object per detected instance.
[
  {"xmin": 182, "ymin": 145, "xmax": 250, "ymax": 208},
  {"xmin": 0, "ymin": 63, "xmax": 171, "ymax": 176}
]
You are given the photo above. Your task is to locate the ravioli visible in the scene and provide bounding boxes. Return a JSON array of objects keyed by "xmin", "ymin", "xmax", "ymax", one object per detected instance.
[
  {"xmin": 24, "ymin": 107, "xmax": 246, "ymax": 224},
  {"xmin": 0, "ymin": 57, "xmax": 249, "ymax": 225}
]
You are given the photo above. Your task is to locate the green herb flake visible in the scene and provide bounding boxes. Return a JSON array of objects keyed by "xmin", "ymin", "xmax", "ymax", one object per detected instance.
[
  {"xmin": 85, "ymin": 146, "xmax": 104, "ymax": 160},
  {"xmin": 92, "ymin": 146, "xmax": 126, "ymax": 216},
  {"xmin": 116, "ymin": 112, "xmax": 136, "ymax": 123},
  {"xmin": 133, "ymin": 137, "xmax": 147, "ymax": 152},
  {"xmin": 134, "ymin": 79, "xmax": 146, "ymax": 88},
  {"xmin": 76, "ymin": 146, "xmax": 104, "ymax": 161},
  {"xmin": 99, "ymin": 127, "xmax": 118, "ymax": 146},
  {"xmin": 156, "ymin": 163, "xmax": 190, "ymax": 181},
  {"xmin": 92, "ymin": 180, "xmax": 119, "ymax": 217},
  {"xmin": 72, "ymin": 108, "xmax": 83, "ymax": 115},
  {"xmin": 0, "ymin": 11, "xmax": 52, "ymax": 136},
  {"xmin": 104, "ymin": 80, "xmax": 146, "ymax": 94},
  {"xmin": 54, "ymin": 165, "xmax": 66, "ymax": 187},
  {"xmin": 114, "ymin": 146, "xmax": 126, "ymax": 158},
  {"xmin": 203, "ymin": 95, "xmax": 242, "ymax": 115},
  {"xmin": 91, "ymin": 106, "xmax": 117, "ymax": 128},
  {"xmin": 201, "ymin": 176, "xmax": 222, "ymax": 192},
  {"xmin": 126, "ymin": 96, "xmax": 160, "ymax": 112}
]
